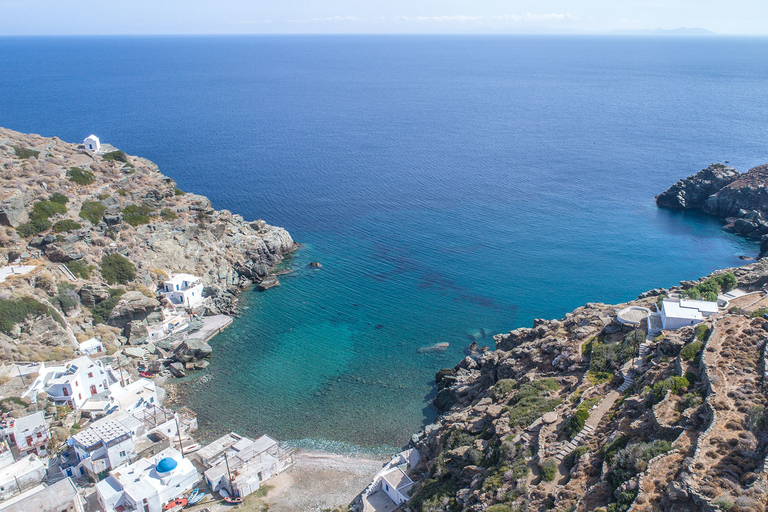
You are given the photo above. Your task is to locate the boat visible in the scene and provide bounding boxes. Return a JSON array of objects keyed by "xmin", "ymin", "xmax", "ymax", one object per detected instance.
[
  {"xmin": 140, "ymin": 371, "xmax": 155, "ymax": 378},
  {"xmin": 163, "ymin": 497, "xmax": 188, "ymax": 510},
  {"xmin": 223, "ymin": 497, "xmax": 243, "ymax": 505},
  {"xmin": 186, "ymin": 487, "xmax": 199, "ymax": 501},
  {"xmin": 188, "ymin": 492, "xmax": 206, "ymax": 505}
]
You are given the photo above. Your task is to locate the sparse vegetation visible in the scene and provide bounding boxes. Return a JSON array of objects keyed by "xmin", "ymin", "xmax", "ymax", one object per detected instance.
[
  {"xmin": 102, "ymin": 150, "xmax": 129, "ymax": 163},
  {"xmin": 12, "ymin": 145, "xmax": 39, "ymax": 159},
  {"xmin": 0, "ymin": 297, "xmax": 65, "ymax": 334},
  {"xmin": 53, "ymin": 219, "xmax": 82, "ymax": 232},
  {"xmin": 100, "ymin": 254, "xmax": 136, "ymax": 285},
  {"xmin": 160, "ymin": 208, "xmax": 178, "ymax": 221},
  {"xmin": 90, "ymin": 288, "xmax": 125, "ymax": 325},
  {"xmin": 506, "ymin": 378, "xmax": 561, "ymax": 427},
  {"xmin": 647, "ymin": 375, "xmax": 690, "ymax": 406},
  {"xmin": 65, "ymin": 260, "xmax": 94, "ymax": 279},
  {"xmin": 563, "ymin": 446, "xmax": 589, "ymax": 470},
  {"xmin": 540, "ymin": 458, "xmax": 557, "ymax": 482},
  {"xmin": 174, "ymin": 186, "xmax": 185, "ymax": 196},
  {"xmin": 681, "ymin": 273, "xmax": 737, "ymax": 300},
  {"xmin": 122, "ymin": 203, "xmax": 153, "ymax": 226},
  {"xmin": 491, "ymin": 379, "xmax": 517, "ymax": 399},
  {"xmin": 79, "ymin": 201, "xmax": 106, "ymax": 225},
  {"xmin": 49, "ymin": 193, "xmax": 69, "ymax": 205},
  {"xmin": 67, "ymin": 166, "xmax": 95, "ymax": 185},
  {"xmin": 680, "ymin": 340, "xmax": 703, "ymax": 361}
]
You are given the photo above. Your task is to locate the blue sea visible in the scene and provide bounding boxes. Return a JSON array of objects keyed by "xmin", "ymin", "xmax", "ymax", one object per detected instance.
[{"xmin": 1, "ymin": 35, "xmax": 767, "ymax": 453}]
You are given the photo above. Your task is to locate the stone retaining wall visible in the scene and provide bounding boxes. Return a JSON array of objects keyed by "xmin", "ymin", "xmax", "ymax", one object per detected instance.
[{"xmin": 650, "ymin": 390, "xmax": 685, "ymax": 439}]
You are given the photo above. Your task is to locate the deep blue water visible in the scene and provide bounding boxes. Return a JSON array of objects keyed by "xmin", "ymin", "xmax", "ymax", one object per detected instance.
[{"xmin": 1, "ymin": 36, "xmax": 767, "ymax": 451}]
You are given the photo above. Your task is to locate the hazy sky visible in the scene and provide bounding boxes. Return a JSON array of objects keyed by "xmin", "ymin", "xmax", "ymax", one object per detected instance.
[{"xmin": 1, "ymin": 0, "xmax": 766, "ymax": 36}]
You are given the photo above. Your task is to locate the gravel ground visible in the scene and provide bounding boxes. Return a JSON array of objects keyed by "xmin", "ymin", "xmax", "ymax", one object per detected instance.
[{"xmin": 264, "ymin": 450, "xmax": 387, "ymax": 512}]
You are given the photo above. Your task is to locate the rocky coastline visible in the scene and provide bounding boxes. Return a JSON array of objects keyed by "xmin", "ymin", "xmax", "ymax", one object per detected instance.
[
  {"xmin": 0, "ymin": 127, "xmax": 295, "ymax": 363},
  {"xmin": 656, "ymin": 162, "xmax": 768, "ymax": 258}
]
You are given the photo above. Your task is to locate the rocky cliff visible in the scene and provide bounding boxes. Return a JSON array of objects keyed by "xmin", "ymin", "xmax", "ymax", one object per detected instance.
[
  {"xmin": 402, "ymin": 261, "xmax": 768, "ymax": 512},
  {"xmin": 0, "ymin": 128, "xmax": 295, "ymax": 359},
  {"xmin": 657, "ymin": 163, "xmax": 768, "ymax": 257}
]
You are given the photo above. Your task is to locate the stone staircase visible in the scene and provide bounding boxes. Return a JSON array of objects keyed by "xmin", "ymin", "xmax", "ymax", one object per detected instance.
[{"xmin": 555, "ymin": 424, "xmax": 595, "ymax": 462}]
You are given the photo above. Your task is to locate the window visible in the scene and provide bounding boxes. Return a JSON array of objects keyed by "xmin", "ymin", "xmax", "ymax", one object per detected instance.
[
  {"xmin": 63, "ymin": 388, "xmax": 69, "ymax": 396},
  {"xmin": 78, "ymin": 394, "xmax": 82, "ymax": 400},
  {"xmin": 120, "ymin": 451, "xmax": 126, "ymax": 457},
  {"xmin": 88, "ymin": 372, "xmax": 93, "ymax": 378},
  {"xmin": 37, "ymin": 432, "xmax": 42, "ymax": 438}
]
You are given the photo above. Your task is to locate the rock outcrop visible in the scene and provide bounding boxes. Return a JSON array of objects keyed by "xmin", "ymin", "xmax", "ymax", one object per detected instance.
[
  {"xmin": 399, "ymin": 263, "xmax": 768, "ymax": 512},
  {"xmin": 0, "ymin": 127, "xmax": 296, "ymax": 360},
  {"xmin": 657, "ymin": 163, "xmax": 768, "ymax": 257}
]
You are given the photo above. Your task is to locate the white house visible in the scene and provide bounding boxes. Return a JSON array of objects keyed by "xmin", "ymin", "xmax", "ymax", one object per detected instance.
[
  {"xmin": 79, "ymin": 337, "xmax": 105, "ymax": 356},
  {"xmin": 160, "ymin": 273, "xmax": 205, "ymax": 309},
  {"xmin": 146, "ymin": 312, "xmax": 188, "ymax": 342},
  {"xmin": 0, "ymin": 411, "xmax": 50, "ymax": 458},
  {"xmin": 362, "ymin": 448, "xmax": 420, "ymax": 509},
  {"xmin": 45, "ymin": 356, "xmax": 113, "ymax": 410},
  {"xmin": 660, "ymin": 298, "xmax": 719, "ymax": 330},
  {"xmin": 95, "ymin": 447, "xmax": 199, "ymax": 512},
  {"xmin": 84, "ymin": 135, "xmax": 100, "ymax": 152},
  {"xmin": 0, "ymin": 454, "xmax": 47, "ymax": 501},
  {"xmin": 0, "ymin": 477, "xmax": 84, "ymax": 512},
  {"xmin": 201, "ymin": 434, "xmax": 280, "ymax": 499},
  {"xmin": 69, "ymin": 419, "xmax": 137, "ymax": 481}
]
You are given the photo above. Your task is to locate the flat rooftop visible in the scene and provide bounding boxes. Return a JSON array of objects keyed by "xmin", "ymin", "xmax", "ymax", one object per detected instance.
[{"xmin": 0, "ymin": 478, "xmax": 79, "ymax": 512}]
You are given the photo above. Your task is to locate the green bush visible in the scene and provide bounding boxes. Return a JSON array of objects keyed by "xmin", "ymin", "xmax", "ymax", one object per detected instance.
[
  {"xmin": 680, "ymin": 340, "xmax": 703, "ymax": 361},
  {"xmin": 33, "ymin": 200, "xmax": 67, "ymax": 219},
  {"xmin": 0, "ymin": 297, "xmax": 64, "ymax": 334},
  {"xmin": 564, "ymin": 446, "xmax": 589, "ymax": 470},
  {"xmin": 122, "ymin": 204, "xmax": 153, "ymax": 226},
  {"xmin": 694, "ymin": 324, "xmax": 711, "ymax": 341},
  {"xmin": 100, "ymin": 254, "xmax": 136, "ymax": 285},
  {"xmin": 102, "ymin": 150, "xmax": 128, "ymax": 163},
  {"xmin": 603, "ymin": 435, "xmax": 629, "ymax": 464},
  {"xmin": 491, "ymin": 379, "xmax": 517, "ymax": 399},
  {"xmin": 506, "ymin": 380, "xmax": 561, "ymax": 427},
  {"xmin": 677, "ymin": 392, "xmax": 703, "ymax": 412},
  {"xmin": 750, "ymin": 308, "xmax": 768, "ymax": 318},
  {"xmin": 49, "ymin": 193, "xmax": 69, "ymax": 205},
  {"xmin": 79, "ymin": 201, "xmax": 106, "ymax": 225},
  {"xmin": 12, "ymin": 145, "xmax": 39, "ymax": 159},
  {"xmin": 682, "ymin": 274, "xmax": 736, "ymax": 301},
  {"xmin": 160, "ymin": 208, "xmax": 178, "ymax": 221},
  {"xmin": 16, "ymin": 217, "xmax": 51, "ymax": 237},
  {"xmin": 714, "ymin": 272, "xmax": 737, "ymax": 292},
  {"xmin": 65, "ymin": 260, "xmax": 94, "ymax": 279},
  {"xmin": 67, "ymin": 167, "xmax": 95, "ymax": 185},
  {"xmin": 606, "ymin": 440, "xmax": 672, "ymax": 491},
  {"xmin": 174, "ymin": 187, "xmax": 185, "ymax": 196},
  {"xmin": 564, "ymin": 407, "xmax": 590, "ymax": 439},
  {"xmin": 702, "ymin": 291, "xmax": 718, "ymax": 302},
  {"xmin": 90, "ymin": 288, "xmax": 125, "ymax": 325},
  {"xmin": 647, "ymin": 376, "xmax": 689, "ymax": 406},
  {"xmin": 116, "ymin": 188, "xmax": 129, "ymax": 196},
  {"xmin": 52, "ymin": 219, "xmax": 82, "ymax": 233},
  {"xmin": 540, "ymin": 458, "xmax": 557, "ymax": 482}
]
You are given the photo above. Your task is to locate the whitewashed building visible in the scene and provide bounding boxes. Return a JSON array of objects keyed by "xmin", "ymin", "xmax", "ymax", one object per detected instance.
[
  {"xmin": 79, "ymin": 337, "xmax": 104, "ymax": 356},
  {"xmin": 201, "ymin": 433, "xmax": 280, "ymax": 499},
  {"xmin": 84, "ymin": 134, "xmax": 100, "ymax": 152},
  {"xmin": 160, "ymin": 273, "xmax": 205, "ymax": 309},
  {"xmin": 95, "ymin": 447, "xmax": 199, "ymax": 512},
  {"xmin": 362, "ymin": 448, "xmax": 420, "ymax": 509},
  {"xmin": 0, "ymin": 441, "xmax": 14, "ymax": 470},
  {"xmin": 0, "ymin": 411, "xmax": 50, "ymax": 458},
  {"xmin": 0, "ymin": 454, "xmax": 47, "ymax": 501},
  {"xmin": 45, "ymin": 356, "xmax": 113, "ymax": 410},
  {"xmin": 660, "ymin": 298, "xmax": 719, "ymax": 330},
  {"xmin": 0, "ymin": 477, "xmax": 84, "ymax": 512},
  {"xmin": 68, "ymin": 419, "xmax": 138, "ymax": 481}
]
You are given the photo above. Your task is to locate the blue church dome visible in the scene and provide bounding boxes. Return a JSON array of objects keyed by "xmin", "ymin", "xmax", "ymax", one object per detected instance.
[{"xmin": 156, "ymin": 457, "xmax": 178, "ymax": 473}]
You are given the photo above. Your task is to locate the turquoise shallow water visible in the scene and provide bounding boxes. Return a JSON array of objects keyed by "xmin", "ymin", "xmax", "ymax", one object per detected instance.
[{"xmin": 0, "ymin": 35, "xmax": 766, "ymax": 451}]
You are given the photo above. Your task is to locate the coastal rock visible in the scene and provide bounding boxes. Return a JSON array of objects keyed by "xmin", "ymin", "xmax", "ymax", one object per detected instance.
[
  {"xmin": 169, "ymin": 362, "xmax": 186, "ymax": 378},
  {"xmin": 703, "ymin": 164, "xmax": 768, "ymax": 218},
  {"xmin": 257, "ymin": 276, "xmax": 280, "ymax": 291},
  {"xmin": 175, "ymin": 338, "xmax": 212, "ymax": 361},
  {"xmin": 309, "ymin": 261, "xmax": 322, "ymax": 268},
  {"xmin": 107, "ymin": 291, "xmax": 161, "ymax": 329},
  {"xmin": 656, "ymin": 163, "xmax": 739, "ymax": 209}
]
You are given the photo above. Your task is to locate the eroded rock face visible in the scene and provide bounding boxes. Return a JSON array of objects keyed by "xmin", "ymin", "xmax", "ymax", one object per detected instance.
[
  {"xmin": 107, "ymin": 292, "xmax": 161, "ymax": 328},
  {"xmin": 656, "ymin": 164, "xmax": 739, "ymax": 209}
]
